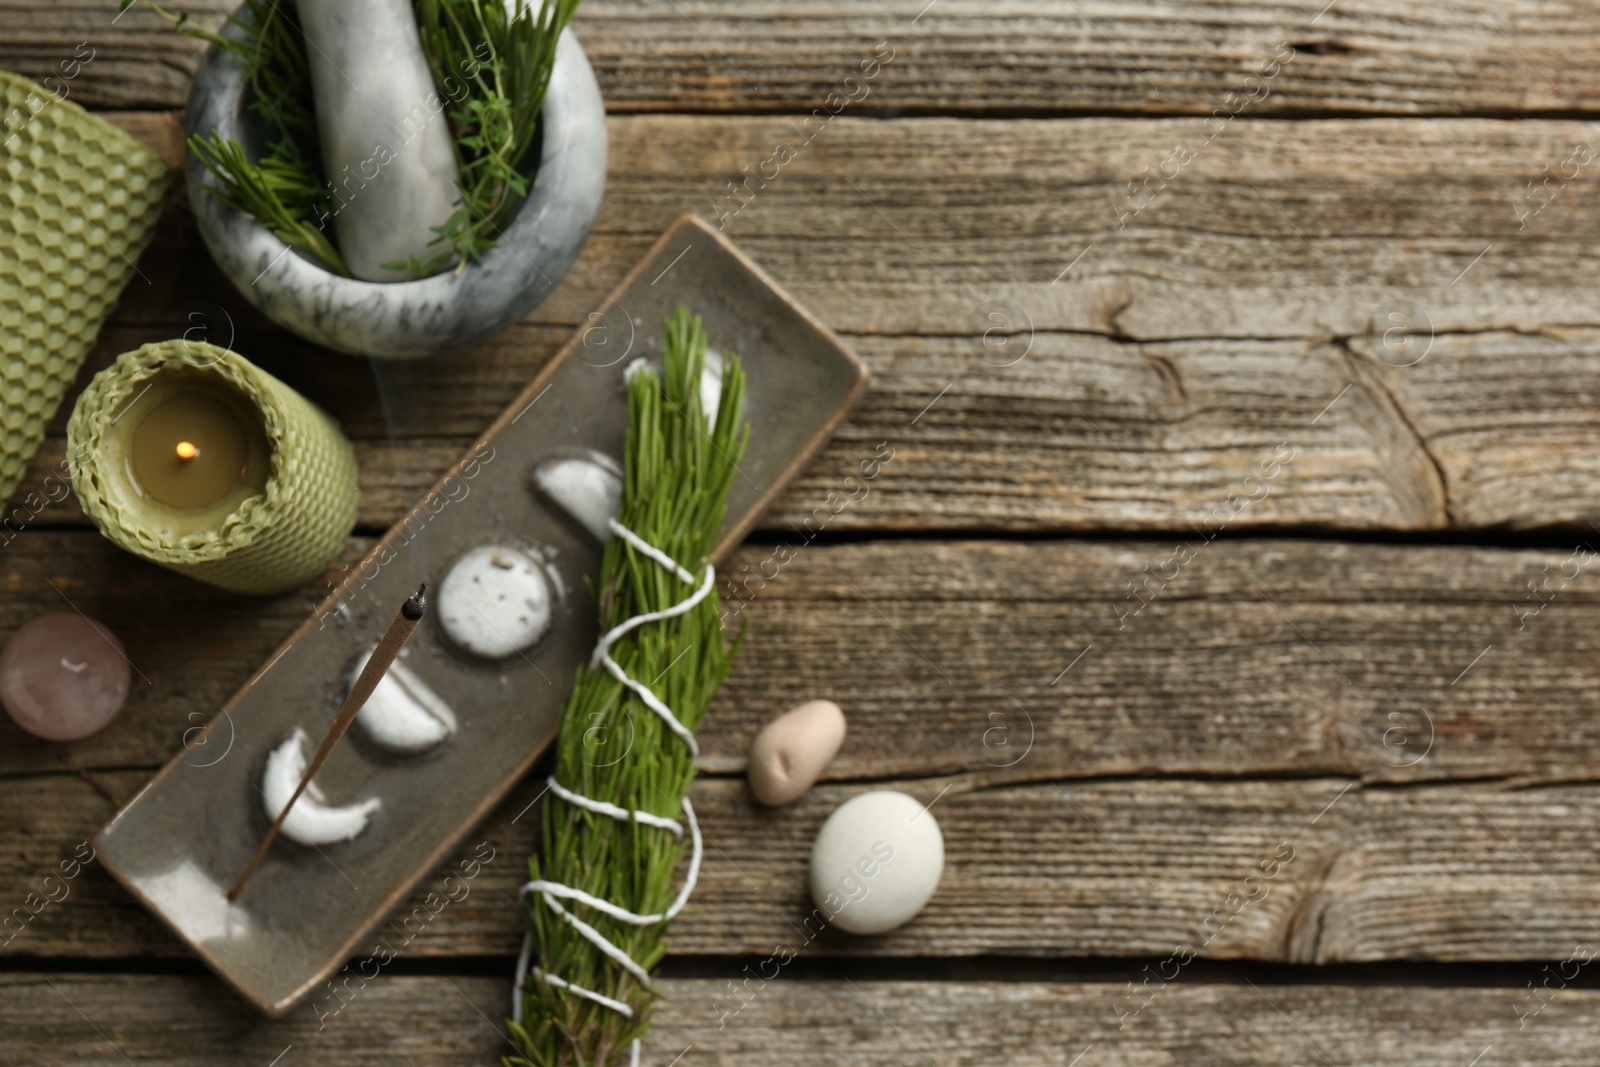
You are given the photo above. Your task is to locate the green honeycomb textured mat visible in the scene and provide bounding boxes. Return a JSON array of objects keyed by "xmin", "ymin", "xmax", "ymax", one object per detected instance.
[
  {"xmin": 0, "ymin": 70, "xmax": 175, "ymax": 510},
  {"xmin": 68, "ymin": 340, "xmax": 361, "ymax": 596}
]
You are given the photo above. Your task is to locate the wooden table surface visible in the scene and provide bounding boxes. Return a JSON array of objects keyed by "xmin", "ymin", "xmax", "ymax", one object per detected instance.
[{"xmin": 9, "ymin": 2, "xmax": 1600, "ymax": 1063}]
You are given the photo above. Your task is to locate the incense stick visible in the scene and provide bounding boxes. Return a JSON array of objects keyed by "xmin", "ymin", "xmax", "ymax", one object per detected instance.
[{"xmin": 227, "ymin": 583, "xmax": 428, "ymax": 902}]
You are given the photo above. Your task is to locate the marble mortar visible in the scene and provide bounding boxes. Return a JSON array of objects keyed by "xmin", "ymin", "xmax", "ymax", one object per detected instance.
[{"xmin": 186, "ymin": 12, "xmax": 606, "ymax": 358}]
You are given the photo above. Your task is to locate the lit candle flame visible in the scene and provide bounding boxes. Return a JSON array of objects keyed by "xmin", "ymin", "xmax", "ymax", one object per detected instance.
[{"xmin": 175, "ymin": 441, "xmax": 199, "ymax": 461}]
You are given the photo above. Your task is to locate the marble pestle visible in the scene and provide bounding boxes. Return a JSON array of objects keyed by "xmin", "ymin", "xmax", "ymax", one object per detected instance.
[{"xmin": 296, "ymin": 0, "xmax": 462, "ymax": 281}]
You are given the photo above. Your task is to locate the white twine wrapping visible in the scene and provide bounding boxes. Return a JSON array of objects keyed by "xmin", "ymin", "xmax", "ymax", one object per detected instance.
[
  {"xmin": 547, "ymin": 776, "xmax": 684, "ymax": 838},
  {"xmin": 591, "ymin": 519, "xmax": 715, "ymax": 758},
  {"xmin": 511, "ymin": 520, "xmax": 713, "ymax": 1067},
  {"xmin": 522, "ymin": 798, "xmax": 702, "ymax": 932}
]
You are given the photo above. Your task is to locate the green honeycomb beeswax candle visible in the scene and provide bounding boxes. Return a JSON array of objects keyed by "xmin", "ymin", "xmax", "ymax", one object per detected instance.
[
  {"xmin": 68, "ymin": 341, "xmax": 360, "ymax": 596},
  {"xmin": 0, "ymin": 70, "xmax": 175, "ymax": 510}
]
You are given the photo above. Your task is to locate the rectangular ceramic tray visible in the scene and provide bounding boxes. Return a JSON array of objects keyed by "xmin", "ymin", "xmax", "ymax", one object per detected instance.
[{"xmin": 96, "ymin": 214, "xmax": 867, "ymax": 1015}]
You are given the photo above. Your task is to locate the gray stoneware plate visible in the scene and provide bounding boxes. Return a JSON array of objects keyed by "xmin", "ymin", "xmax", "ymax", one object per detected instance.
[{"xmin": 96, "ymin": 214, "xmax": 868, "ymax": 1015}]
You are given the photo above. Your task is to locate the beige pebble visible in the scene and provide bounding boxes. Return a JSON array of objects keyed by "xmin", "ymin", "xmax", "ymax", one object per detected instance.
[{"xmin": 747, "ymin": 699, "xmax": 846, "ymax": 806}]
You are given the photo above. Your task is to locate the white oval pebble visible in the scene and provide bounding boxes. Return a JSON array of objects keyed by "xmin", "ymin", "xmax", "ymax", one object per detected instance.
[
  {"xmin": 809, "ymin": 790, "xmax": 943, "ymax": 936},
  {"xmin": 748, "ymin": 699, "xmax": 845, "ymax": 806},
  {"xmin": 352, "ymin": 650, "xmax": 457, "ymax": 754},
  {"xmin": 438, "ymin": 545, "xmax": 554, "ymax": 658}
]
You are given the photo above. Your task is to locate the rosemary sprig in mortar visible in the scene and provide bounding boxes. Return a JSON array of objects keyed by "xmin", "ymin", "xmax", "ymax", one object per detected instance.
[
  {"xmin": 132, "ymin": 0, "xmax": 579, "ymax": 278},
  {"xmin": 403, "ymin": 0, "xmax": 579, "ymax": 277},
  {"xmin": 508, "ymin": 310, "xmax": 749, "ymax": 1067},
  {"xmin": 131, "ymin": 0, "xmax": 345, "ymax": 272}
]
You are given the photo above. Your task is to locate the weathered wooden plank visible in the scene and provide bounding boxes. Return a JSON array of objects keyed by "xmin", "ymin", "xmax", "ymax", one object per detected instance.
[
  {"xmin": 594, "ymin": 116, "xmax": 1600, "ymax": 344},
  {"xmin": 10, "ymin": 0, "xmax": 1600, "ymax": 116},
  {"xmin": 99, "ymin": 108, "xmax": 183, "ymax": 167},
  {"xmin": 13, "ymin": 323, "xmax": 1458, "ymax": 533},
  {"xmin": 29, "ymin": 321, "xmax": 1600, "ymax": 532},
  {"xmin": 37, "ymin": 114, "xmax": 1600, "ymax": 530},
  {"xmin": 10, "ymin": 765, "xmax": 1600, "ymax": 963},
  {"xmin": 659, "ymin": 778, "xmax": 1600, "ymax": 965},
  {"xmin": 3, "ymin": 1, "xmax": 226, "ymax": 111},
  {"xmin": 2, "ymin": 535, "xmax": 1597, "ymax": 784},
  {"xmin": 1352, "ymin": 328, "xmax": 1600, "ymax": 527},
  {"xmin": 96, "ymin": 113, "xmax": 1600, "ymax": 346},
  {"xmin": 8, "ymin": 971, "xmax": 1598, "ymax": 1065}
]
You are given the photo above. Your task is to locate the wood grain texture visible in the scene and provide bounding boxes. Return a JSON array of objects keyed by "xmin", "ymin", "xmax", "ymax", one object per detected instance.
[
  {"xmin": 11, "ymin": 1, "xmax": 1600, "ymax": 116},
  {"xmin": 99, "ymin": 109, "xmax": 183, "ymax": 167},
  {"xmin": 11, "ymin": 327, "xmax": 1460, "ymax": 534},
  {"xmin": 7, "ymin": 0, "xmax": 1597, "ymax": 1059},
  {"xmin": 9, "ymin": 971, "xmax": 1599, "ymax": 1065},
  {"xmin": 19, "ymin": 114, "xmax": 1600, "ymax": 531},
  {"xmin": 92, "ymin": 115, "xmax": 1600, "ymax": 344},
  {"xmin": 24, "ymin": 322, "xmax": 1600, "ymax": 533},
  {"xmin": 592, "ymin": 116, "xmax": 1600, "ymax": 344},
  {"xmin": 3, "ymin": 535, "xmax": 1596, "ymax": 785},
  {"xmin": 10, "ymin": 768, "xmax": 1600, "ymax": 963}
]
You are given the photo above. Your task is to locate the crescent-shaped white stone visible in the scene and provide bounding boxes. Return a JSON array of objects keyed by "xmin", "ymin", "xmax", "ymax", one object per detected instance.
[
  {"xmin": 353, "ymin": 652, "xmax": 458, "ymax": 755},
  {"xmin": 261, "ymin": 728, "xmax": 381, "ymax": 846},
  {"xmin": 533, "ymin": 452, "xmax": 623, "ymax": 543}
]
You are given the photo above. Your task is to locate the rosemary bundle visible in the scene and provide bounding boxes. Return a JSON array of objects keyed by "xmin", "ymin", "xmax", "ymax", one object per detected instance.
[
  {"xmin": 135, "ymin": 0, "xmax": 579, "ymax": 278},
  {"xmin": 508, "ymin": 309, "xmax": 748, "ymax": 1067}
]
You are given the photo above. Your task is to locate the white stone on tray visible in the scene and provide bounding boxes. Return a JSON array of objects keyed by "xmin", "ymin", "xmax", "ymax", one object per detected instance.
[
  {"xmin": 438, "ymin": 544, "xmax": 556, "ymax": 658},
  {"xmin": 261, "ymin": 728, "xmax": 381, "ymax": 846},
  {"xmin": 134, "ymin": 859, "xmax": 254, "ymax": 945},
  {"xmin": 747, "ymin": 699, "xmax": 846, "ymax": 807},
  {"xmin": 533, "ymin": 451, "xmax": 622, "ymax": 542},
  {"xmin": 809, "ymin": 789, "xmax": 943, "ymax": 936},
  {"xmin": 622, "ymin": 348, "xmax": 740, "ymax": 427},
  {"xmin": 700, "ymin": 348, "xmax": 725, "ymax": 425},
  {"xmin": 352, "ymin": 650, "xmax": 457, "ymax": 754},
  {"xmin": 297, "ymin": 0, "xmax": 463, "ymax": 281}
]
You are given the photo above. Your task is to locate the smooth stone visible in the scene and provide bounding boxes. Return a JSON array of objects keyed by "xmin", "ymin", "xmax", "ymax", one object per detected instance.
[
  {"xmin": 438, "ymin": 544, "xmax": 555, "ymax": 658},
  {"xmin": 809, "ymin": 790, "xmax": 943, "ymax": 936},
  {"xmin": 262, "ymin": 728, "xmax": 381, "ymax": 846},
  {"xmin": 701, "ymin": 348, "xmax": 725, "ymax": 424},
  {"xmin": 185, "ymin": 24, "xmax": 606, "ymax": 357},
  {"xmin": 624, "ymin": 349, "xmax": 744, "ymax": 427},
  {"xmin": 0, "ymin": 612, "xmax": 131, "ymax": 741},
  {"xmin": 352, "ymin": 650, "xmax": 457, "ymax": 754},
  {"xmin": 532, "ymin": 450, "xmax": 622, "ymax": 542},
  {"xmin": 297, "ymin": 0, "xmax": 463, "ymax": 281},
  {"xmin": 747, "ymin": 698, "xmax": 846, "ymax": 806}
]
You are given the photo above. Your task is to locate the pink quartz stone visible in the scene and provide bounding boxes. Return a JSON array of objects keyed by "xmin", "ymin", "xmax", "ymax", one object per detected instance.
[{"xmin": 0, "ymin": 612, "xmax": 132, "ymax": 741}]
